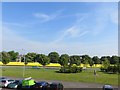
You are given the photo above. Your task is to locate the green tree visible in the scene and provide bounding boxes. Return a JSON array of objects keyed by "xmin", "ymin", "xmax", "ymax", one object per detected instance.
[
  {"xmin": 92, "ymin": 56, "xmax": 100, "ymax": 65},
  {"xmin": 48, "ymin": 52, "xmax": 59, "ymax": 63},
  {"xmin": 88, "ymin": 59, "xmax": 94, "ymax": 67},
  {"xmin": 70, "ymin": 55, "xmax": 81, "ymax": 66},
  {"xmin": 102, "ymin": 58, "xmax": 110, "ymax": 69},
  {"xmin": 58, "ymin": 54, "xmax": 69, "ymax": 66},
  {"xmin": 2, "ymin": 51, "xmax": 10, "ymax": 65},
  {"xmin": 8, "ymin": 51, "xmax": 19, "ymax": 62},
  {"xmin": 81, "ymin": 55, "xmax": 91, "ymax": 67},
  {"xmin": 110, "ymin": 56, "xmax": 119, "ymax": 65},
  {"xmin": 36, "ymin": 54, "xmax": 50, "ymax": 67},
  {"xmin": 25, "ymin": 52, "xmax": 37, "ymax": 62},
  {"xmin": 0, "ymin": 52, "xmax": 2, "ymax": 61}
]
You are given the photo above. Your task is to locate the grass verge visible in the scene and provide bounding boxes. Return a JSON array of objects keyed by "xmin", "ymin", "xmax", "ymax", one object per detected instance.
[{"xmin": 1, "ymin": 66, "xmax": 118, "ymax": 86}]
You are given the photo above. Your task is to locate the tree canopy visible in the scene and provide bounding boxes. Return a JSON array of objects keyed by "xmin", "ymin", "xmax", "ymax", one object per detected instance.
[
  {"xmin": 8, "ymin": 51, "xmax": 19, "ymax": 62},
  {"xmin": 36, "ymin": 54, "xmax": 50, "ymax": 66},
  {"xmin": 59, "ymin": 54, "xmax": 69, "ymax": 66},
  {"xmin": 2, "ymin": 51, "xmax": 10, "ymax": 65},
  {"xmin": 48, "ymin": 52, "xmax": 59, "ymax": 63},
  {"xmin": 70, "ymin": 55, "xmax": 81, "ymax": 66}
]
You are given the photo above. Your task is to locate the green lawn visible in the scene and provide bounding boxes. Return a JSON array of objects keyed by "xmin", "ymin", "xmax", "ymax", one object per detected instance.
[{"xmin": 1, "ymin": 66, "xmax": 118, "ymax": 86}]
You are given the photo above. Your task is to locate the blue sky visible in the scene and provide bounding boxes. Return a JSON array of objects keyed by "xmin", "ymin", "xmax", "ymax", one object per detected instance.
[{"xmin": 2, "ymin": 2, "xmax": 118, "ymax": 57}]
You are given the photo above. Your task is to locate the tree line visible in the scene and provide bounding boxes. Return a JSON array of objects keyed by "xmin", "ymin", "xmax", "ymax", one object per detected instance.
[{"xmin": 0, "ymin": 51, "xmax": 120, "ymax": 67}]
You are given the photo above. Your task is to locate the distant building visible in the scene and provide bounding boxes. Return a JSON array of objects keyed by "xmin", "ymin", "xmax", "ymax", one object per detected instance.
[{"xmin": 16, "ymin": 54, "xmax": 23, "ymax": 62}]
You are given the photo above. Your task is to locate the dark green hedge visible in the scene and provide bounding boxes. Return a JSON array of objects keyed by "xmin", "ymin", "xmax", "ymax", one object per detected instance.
[
  {"xmin": 100, "ymin": 65, "xmax": 120, "ymax": 73},
  {"xmin": 59, "ymin": 66, "xmax": 82, "ymax": 73}
]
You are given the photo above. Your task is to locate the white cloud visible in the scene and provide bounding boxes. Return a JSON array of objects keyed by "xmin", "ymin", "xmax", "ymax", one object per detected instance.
[
  {"xmin": 64, "ymin": 26, "xmax": 89, "ymax": 38},
  {"xmin": 34, "ymin": 13, "xmax": 50, "ymax": 20},
  {"xmin": 52, "ymin": 25, "xmax": 89, "ymax": 43},
  {"xmin": 33, "ymin": 10, "xmax": 63, "ymax": 23},
  {"xmin": 65, "ymin": 26, "xmax": 81, "ymax": 37}
]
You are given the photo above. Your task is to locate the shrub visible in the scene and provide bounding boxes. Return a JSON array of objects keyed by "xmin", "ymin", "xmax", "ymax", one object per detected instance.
[
  {"xmin": 100, "ymin": 67, "xmax": 106, "ymax": 72},
  {"xmin": 59, "ymin": 66, "xmax": 82, "ymax": 73},
  {"xmin": 100, "ymin": 65, "xmax": 119, "ymax": 73}
]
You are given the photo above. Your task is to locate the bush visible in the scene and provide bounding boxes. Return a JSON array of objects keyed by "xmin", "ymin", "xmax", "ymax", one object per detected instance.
[
  {"xmin": 100, "ymin": 65, "xmax": 119, "ymax": 73},
  {"xmin": 100, "ymin": 67, "xmax": 105, "ymax": 72},
  {"xmin": 59, "ymin": 66, "xmax": 82, "ymax": 73}
]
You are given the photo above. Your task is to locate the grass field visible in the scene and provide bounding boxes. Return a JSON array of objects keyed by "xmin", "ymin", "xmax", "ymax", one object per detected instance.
[{"xmin": 1, "ymin": 66, "xmax": 118, "ymax": 86}]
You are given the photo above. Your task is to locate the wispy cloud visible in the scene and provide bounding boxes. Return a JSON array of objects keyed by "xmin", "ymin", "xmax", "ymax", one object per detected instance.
[
  {"xmin": 34, "ymin": 13, "xmax": 50, "ymax": 20},
  {"xmin": 52, "ymin": 14, "xmax": 89, "ymax": 43},
  {"xmin": 56, "ymin": 26, "xmax": 88, "ymax": 42},
  {"xmin": 33, "ymin": 10, "xmax": 63, "ymax": 23}
]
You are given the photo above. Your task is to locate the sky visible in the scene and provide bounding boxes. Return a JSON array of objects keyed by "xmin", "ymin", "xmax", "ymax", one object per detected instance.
[{"xmin": 1, "ymin": 2, "xmax": 118, "ymax": 57}]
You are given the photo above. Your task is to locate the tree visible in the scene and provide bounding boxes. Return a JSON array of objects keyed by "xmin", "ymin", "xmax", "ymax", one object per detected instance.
[
  {"xmin": 2, "ymin": 51, "xmax": 10, "ymax": 65},
  {"xmin": 48, "ymin": 52, "xmax": 59, "ymax": 63},
  {"xmin": 81, "ymin": 55, "xmax": 91, "ymax": 67},
  {"xmin": 0, "ymin": 52, "xmax": 2, "ymax": 61},
  {"xmin": 36, "ymin": 54, "xmax": 50, "ymax": 67},
  {"xmin": 102, "ymin": 58, "xmax": 110, "ymax": 69},
  {"xmin": 58, "ymin": 54, "xmax": 69, "ymax": 66},
  {"xmin": 70, "ymin": 55, "xmax": 81, "ymax": 66},
  {"xmin": 110, "ymin": 56, "xmax": 119, "ymax": 65},
  {"xmin": 88, "ymin": 59, "xmax": 94, "ymax": 67},
  {"xmin": 25, "ymin": 52, "xmax": 37, "ymax": 62},
  {"xmin": 8, "ymin": 51, "xmax": 19, "ymax": 62},
  {"xmin": 92, "ymin": 56, "xmax": 100, "ymax": 65}
]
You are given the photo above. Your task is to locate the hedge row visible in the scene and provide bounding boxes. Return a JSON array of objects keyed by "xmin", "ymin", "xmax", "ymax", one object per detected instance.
[
  {"xmin": 59, "ymin": 66, "xmax": 82, "ymax": 73},
  {"xmin": 100, "ymin": 65, "xmax": 120, "ymax": 73}
]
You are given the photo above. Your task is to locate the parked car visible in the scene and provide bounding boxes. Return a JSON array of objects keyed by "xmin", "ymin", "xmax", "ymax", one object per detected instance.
[
  {"xmin": 0, "ymin": 79, "xmax": 15, "ymax": 87},
  {"xmin": 50, "ymin": 82, "xmax": 64, "ymax": 90},
  {"xmin": 32, "ymin": 81, "xmax": 50, "ymax": 90},
  {"xmin": 21, "ymin": 77, "xmax": 36, "ymax": 89},
  {"xmin": 7, "ymin": 80, "xmax": 22, "ymax": 89},
  {"xmin": 0, "ymin": 77, "xmax": 7, "ymax": 80},
  {"xmin": 103, "ymin": 85, "xmax": 114, "ymax": 90}
]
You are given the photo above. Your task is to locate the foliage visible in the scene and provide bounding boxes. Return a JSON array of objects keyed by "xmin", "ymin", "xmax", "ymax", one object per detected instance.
[
  {"xmin": 58, "ymin": 54, "xmax": 69, "ymax": 66},
  {"xmin": 2, "ymin": 51, "xmax": 10, "ymax": 65},
  {"xmin": 0, "ymin": 52, "xmax": 2, "ymax": 61},
  {"xmin": 81, "ymin": 55, "xmax": 91, "ymax": 67},
  {"xmin": 110, "ymin": 56, "xmax": 119, "ymax": 65},
  {"xmin": 100, "ymin": 65, "xmax": 119, "ymax": 73},
  {"xmin": 92, "ymin": 56, "xmax": 100, "ymax": 65},
  {"xmin": 102, "ymin": 58, "xmax": 110, "ymax": 69},
  {"xmin": 59, "ymin": 66, "xmax": 82, "ymax": 73},
  {"xmin": 70, "ymin": 55, "xmax": 81, "ymax": 66},
  {"xmin": 48, "ymin": 52, "xmax": 59, "ymax": 63},
  {"xmin": 1, "ymin": 50, "xmax": 120, "ymax": 69},
  {"xmin": 25, "ymin": 52, "xmax": 37, "ymax": 62},
  {"xmin": 88, "ymin": 59, "xmax": 94, "ymax": 67},
  {"xmin": 36, "ymin": 54, "xmax": 50, "ymax": 66},
  {"xmin": 8, "ymin": 51, "xmax": 19, "ymax": 62}
]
